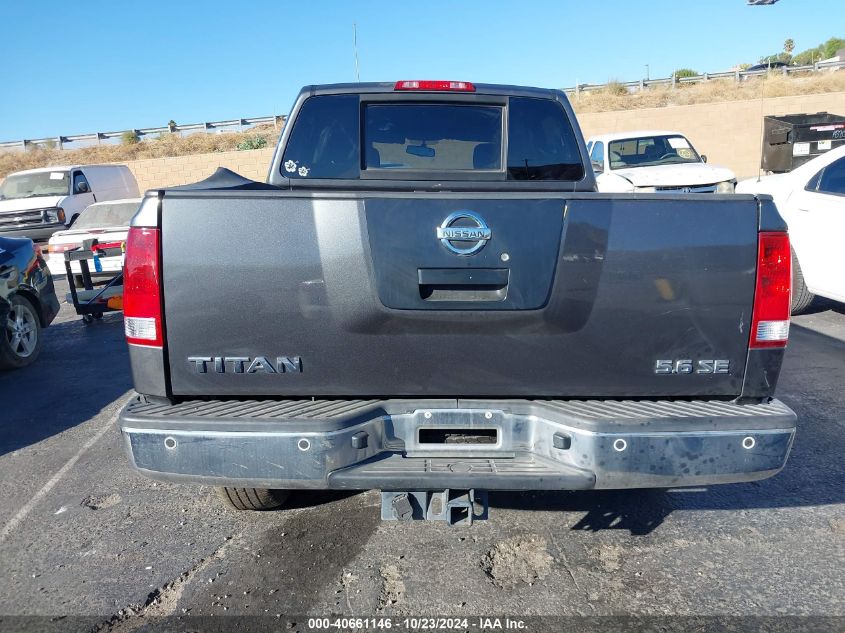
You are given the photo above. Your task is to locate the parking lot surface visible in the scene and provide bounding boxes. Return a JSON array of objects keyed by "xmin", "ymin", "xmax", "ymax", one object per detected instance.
[{"xmin": 0, "ymin": 280, "xmax": 843, "ymax": 631}]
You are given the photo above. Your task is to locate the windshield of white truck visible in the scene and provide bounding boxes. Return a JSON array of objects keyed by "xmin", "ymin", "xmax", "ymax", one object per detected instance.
[
  {"xmin": 608, "ymin": 135, "xmax": 701, "ymax": 169},
  {"xmin": 281, "ymin": 94, "xmax": 584, "ymax": 181},
  {"xmin": 0, "ymin": 171, "xmax": 70, "ymax": 200},
  {"xmin": 71, "ymin": 201, "xmax": 140, "ymax": 230}
]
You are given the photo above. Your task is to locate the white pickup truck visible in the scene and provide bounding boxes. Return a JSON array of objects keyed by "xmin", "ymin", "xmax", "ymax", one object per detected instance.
[{"xmin": 586, "ymin": 130, "xmax": 736, "ymax": 193}]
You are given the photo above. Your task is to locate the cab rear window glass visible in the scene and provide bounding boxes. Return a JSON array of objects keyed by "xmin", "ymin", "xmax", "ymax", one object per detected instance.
[
  {"xmin": 506, "ymin": 97, "xmax": 584, "ymax": 181},
  {"xmin": 364, "ymin": 104, "xmax": 503, "ymax": 171},
  {"xmin": 281, "ymin": 93, "xmax": 585, "ymax": 182},
  {"xmin": 281, "ymin": 95, "xmax": 359, "ymax": 179}
]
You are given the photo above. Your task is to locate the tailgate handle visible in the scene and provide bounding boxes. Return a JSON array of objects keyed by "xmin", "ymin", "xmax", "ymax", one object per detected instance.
[{"xmin": 418, "ymin": 268, "xmax": 509, "ymax": 302}]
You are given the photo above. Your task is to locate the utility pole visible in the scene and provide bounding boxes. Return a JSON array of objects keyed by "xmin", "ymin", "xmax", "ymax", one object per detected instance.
[{"xmin": 645, "ymin": 64, "xmax": 650, "ymax": 80}]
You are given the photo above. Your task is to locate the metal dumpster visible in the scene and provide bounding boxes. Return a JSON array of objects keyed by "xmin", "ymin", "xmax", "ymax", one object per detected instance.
[{"xmin": 762, "ymin": 112, "xmax": 845, "ymax": 173}]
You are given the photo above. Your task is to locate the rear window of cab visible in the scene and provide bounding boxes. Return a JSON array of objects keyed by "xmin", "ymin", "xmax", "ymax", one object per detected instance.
[{"xmin": 280, "ymin": 94, "xmax": 584, "ymax": 181}]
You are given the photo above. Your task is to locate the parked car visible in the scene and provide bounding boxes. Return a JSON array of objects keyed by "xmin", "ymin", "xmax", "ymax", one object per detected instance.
[
  {"xmin": 118, "ymin": 81, "xmax": 796, "ymax": 519},
  {"xmin": 46, "ymin": 198, "xmax": 141, "ymax": 279},
  {"xmin": 586, "ymin": 130, "xmax": 736, "ymax": 193},
  {"xmin": 737, "ymin": 145, "xmax": 845, "ymax": 313},
  {"xmin": 747, "ymin": 61, "xmax": 789, "ymax": 72},
  {"xmin": 0, "ymin": 165, "xmax": 139, "ymax": 242},
  {"xmin": 0, "ymin": 236, "xmax": 59, "ymax": 369}
]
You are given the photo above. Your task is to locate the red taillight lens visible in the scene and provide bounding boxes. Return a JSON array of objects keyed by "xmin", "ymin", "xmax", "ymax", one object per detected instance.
[
  {"xmin": 750, "ymin": 232, "xmax": 791, "ymax": 349},
  {"xmin": 394, "ymin": 80, "xmax": 475, "ymax": 92},
  {"xmin": 123, "ymin": 227, "xmax": 163, "ymax": 348},
  {"xmin": 91, "ymin": 241, "xmax": 124, "ymax": 252}
]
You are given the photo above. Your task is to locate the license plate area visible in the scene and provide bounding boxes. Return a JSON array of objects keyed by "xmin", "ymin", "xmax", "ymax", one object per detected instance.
[
  {"xmin": 418, "ymin": 428, "xmax": 498, "ymax": 445},
  {"xmin": 402, "ymin": 409, "xmax": 512, "ymax": 457}
]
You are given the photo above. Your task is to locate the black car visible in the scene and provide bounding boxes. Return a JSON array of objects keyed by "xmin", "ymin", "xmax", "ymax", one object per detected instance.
[
  {"xmin": 0, "ymin": 236, "xmax": 60, "ymax": 369},
  {"xmin": 747, "ymin": 61, "xmax": 789, "ymax": 72}
]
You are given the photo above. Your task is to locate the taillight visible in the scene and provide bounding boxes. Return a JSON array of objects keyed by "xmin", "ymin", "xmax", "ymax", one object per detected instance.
[
  {"xmin": 394, "ymin": 80, "xmax": 476, "ymax": 92},
  {"xmin": 123, "ymin": 227, "xmax": 163, "ymax": 348},
  {"xmin": 48, "ymin": 243, "xmax": 81, "ymax": 253},
  {"xmin": 750, "ymin": 232, "xmax": 791, "ymax": 349}
]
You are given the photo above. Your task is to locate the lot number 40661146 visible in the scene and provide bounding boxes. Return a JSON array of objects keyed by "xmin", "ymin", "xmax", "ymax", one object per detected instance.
[{"xmin": 654, "ymin": 359, "xmax": 730, "ymax": 375}]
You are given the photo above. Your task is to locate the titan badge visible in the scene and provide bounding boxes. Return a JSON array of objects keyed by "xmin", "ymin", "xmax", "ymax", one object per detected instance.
[{"xmin": 187, "ymin": 356, "xmax": 302, "ymax": 374}]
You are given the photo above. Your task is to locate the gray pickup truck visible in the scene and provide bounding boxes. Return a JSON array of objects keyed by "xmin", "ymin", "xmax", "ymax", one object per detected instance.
[{"xmin": 118, "ymin": 81, "xmax": 796, "ymax": 523}]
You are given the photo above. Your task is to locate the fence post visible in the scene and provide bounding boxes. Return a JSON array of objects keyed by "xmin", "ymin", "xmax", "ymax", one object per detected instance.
[
  {"xmin": 57, "ymin": 136, "xmax": 63, "ymax": 150},
  {"xmin": 735, "ymin": 69, "xmax": 740, "ymax": 83}
]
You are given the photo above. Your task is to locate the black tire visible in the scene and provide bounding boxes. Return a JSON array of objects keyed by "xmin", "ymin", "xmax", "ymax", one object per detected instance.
[
  {"xmin": 0, "ymin": 295, "xmax": 43, "ymax": 370},
  {"xmin": 791, "ymin": 249, "xmax": 814, "ymax": 315},
  {"xmin": 215, "ymin": 487, "xmax": 291, "ymax": 511}
]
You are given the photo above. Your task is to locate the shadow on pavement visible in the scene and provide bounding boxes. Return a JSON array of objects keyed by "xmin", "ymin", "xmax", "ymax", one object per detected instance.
[
  {"xmin": 284, "ymin": 489, "xmax": 363, "ymax": 510},
  {"xmin": 0, "ymin": 311, "xmax": 131, "ymax": 457},
  {"xmin": 800, "ymin": 297, "xmax": 845, "ymax": 316}
]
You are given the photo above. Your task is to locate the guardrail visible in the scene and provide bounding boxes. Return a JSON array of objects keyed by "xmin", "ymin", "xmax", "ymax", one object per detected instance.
[
  {"xmin": 3, "ymin": 60, "xmax": 844, "ymax": 152},
  {"xmin": 0, "ymin": 115, "xmax": 285, "ymax": 153},
  {"xmin": 564, "ymin": 60, "xmax": 845, "ymax": 95}
]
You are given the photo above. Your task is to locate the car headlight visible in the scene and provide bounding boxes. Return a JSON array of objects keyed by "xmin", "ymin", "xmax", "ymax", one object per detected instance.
[
  {"xmin": 43, "ymin": 207, "xmax": 66, "ymax": 223},
  {"xmin": 635, "ymin": 186, "xmax": 657, "ymax": 193},
  {"xmin": 715, "ymin": 181, "xmax": 736, "ymax": 194}
]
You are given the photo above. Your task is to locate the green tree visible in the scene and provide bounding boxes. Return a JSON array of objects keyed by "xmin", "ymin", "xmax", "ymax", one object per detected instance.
[
  {"xmin": 820, "ymin": 36, "xmax": 845, "ymax": 58},
  {"xmin": 121, "ymin": 130, "xmax": 140, "ymax": 145},
  {"xmin": 790, "ymin": 36, "xmax": 845, "ymax": 65},
  {"xmin": 673, "ymin": 68, "xmax": 699, "ymax": 78},
  {"xmin": 783, "ymin": 38, "xmax": 795, "ymax": 57}
]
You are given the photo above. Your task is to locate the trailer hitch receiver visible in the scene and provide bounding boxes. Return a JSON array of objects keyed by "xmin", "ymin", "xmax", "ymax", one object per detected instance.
[{"xmin": 381, "ymin": 489, "xmax": 488, "ymax": 526}]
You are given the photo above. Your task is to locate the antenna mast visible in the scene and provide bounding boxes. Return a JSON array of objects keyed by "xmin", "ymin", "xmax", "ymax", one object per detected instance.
[{"xmin": 353, "ymin": 23, "xmax": 361, "ymax": 82}]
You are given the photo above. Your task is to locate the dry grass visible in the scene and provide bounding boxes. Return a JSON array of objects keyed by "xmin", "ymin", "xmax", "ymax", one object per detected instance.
[
  {"xmin": 571, "ymin": 71, "xmax": 845, "ymax": 113},
  {"xmin": 0, "ymin": 124, "xmax": 282, "ymax": 179},
  {"xmin": 2, "ymin": 72, "xmax": 844, "ymax": 179}
]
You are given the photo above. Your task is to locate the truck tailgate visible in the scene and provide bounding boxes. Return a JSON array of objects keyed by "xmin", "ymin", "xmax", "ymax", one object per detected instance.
[{"xmin": 160, "ymin": 192, "xmax": 758, "ymax": 398}]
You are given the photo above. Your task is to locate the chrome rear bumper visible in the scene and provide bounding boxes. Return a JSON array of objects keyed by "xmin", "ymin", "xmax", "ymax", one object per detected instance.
[{"xmin": 119, "ymin": 397, "xmax": 796, "ymax": 490}]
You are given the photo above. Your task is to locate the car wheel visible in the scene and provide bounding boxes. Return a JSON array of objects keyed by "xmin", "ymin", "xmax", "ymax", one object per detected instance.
[
  {"xmin": 0, "ymin": 295, "xmax": 43, "ymax": 370},
  {"xmin": 215, "ymin": 487, "xmax": 290, "ymax": 511},
  {"xmin": 791, "ymin": 249, "xmax": 814, "ymax": 315}
]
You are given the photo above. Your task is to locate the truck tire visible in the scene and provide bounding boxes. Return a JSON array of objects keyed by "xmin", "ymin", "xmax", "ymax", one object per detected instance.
[
  {"xmin": 0, "ymin": 295, "xmax": 42, "ymax": 370},
  {"xmin": 215, "ymin": 487, "xmax": 290, "ymax": 511},
  {"xmin": 791, "ymin": 249, "xmax": 814, "ymax": 315}
]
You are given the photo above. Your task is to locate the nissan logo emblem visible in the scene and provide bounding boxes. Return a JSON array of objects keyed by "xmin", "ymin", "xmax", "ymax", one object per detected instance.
[{"xmin": 436, "ymin": 211, "xmax": 492, "ymax": 256}]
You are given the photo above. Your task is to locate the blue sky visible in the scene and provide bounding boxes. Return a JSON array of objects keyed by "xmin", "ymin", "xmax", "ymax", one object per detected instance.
[{"xmin": 2, "ymin": 0, "xmax": 842, "ymax": 140}]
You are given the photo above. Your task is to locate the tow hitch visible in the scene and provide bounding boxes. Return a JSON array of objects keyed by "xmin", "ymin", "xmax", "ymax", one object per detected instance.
[{"xmin": 381, "ymin": 489, "xmax": 489, "ymax": 526}]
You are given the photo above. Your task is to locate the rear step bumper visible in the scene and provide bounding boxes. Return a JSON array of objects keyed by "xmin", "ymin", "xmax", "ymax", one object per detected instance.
[{"xmin": 118, "ymin": 397, "xmax": 796, "ymax": 490}]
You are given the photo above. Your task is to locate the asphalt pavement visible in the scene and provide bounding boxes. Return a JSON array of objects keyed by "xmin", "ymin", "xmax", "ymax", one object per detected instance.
[{"xmin": 0, "ymin": 280, "xmax": 842, "ymax": 632}]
